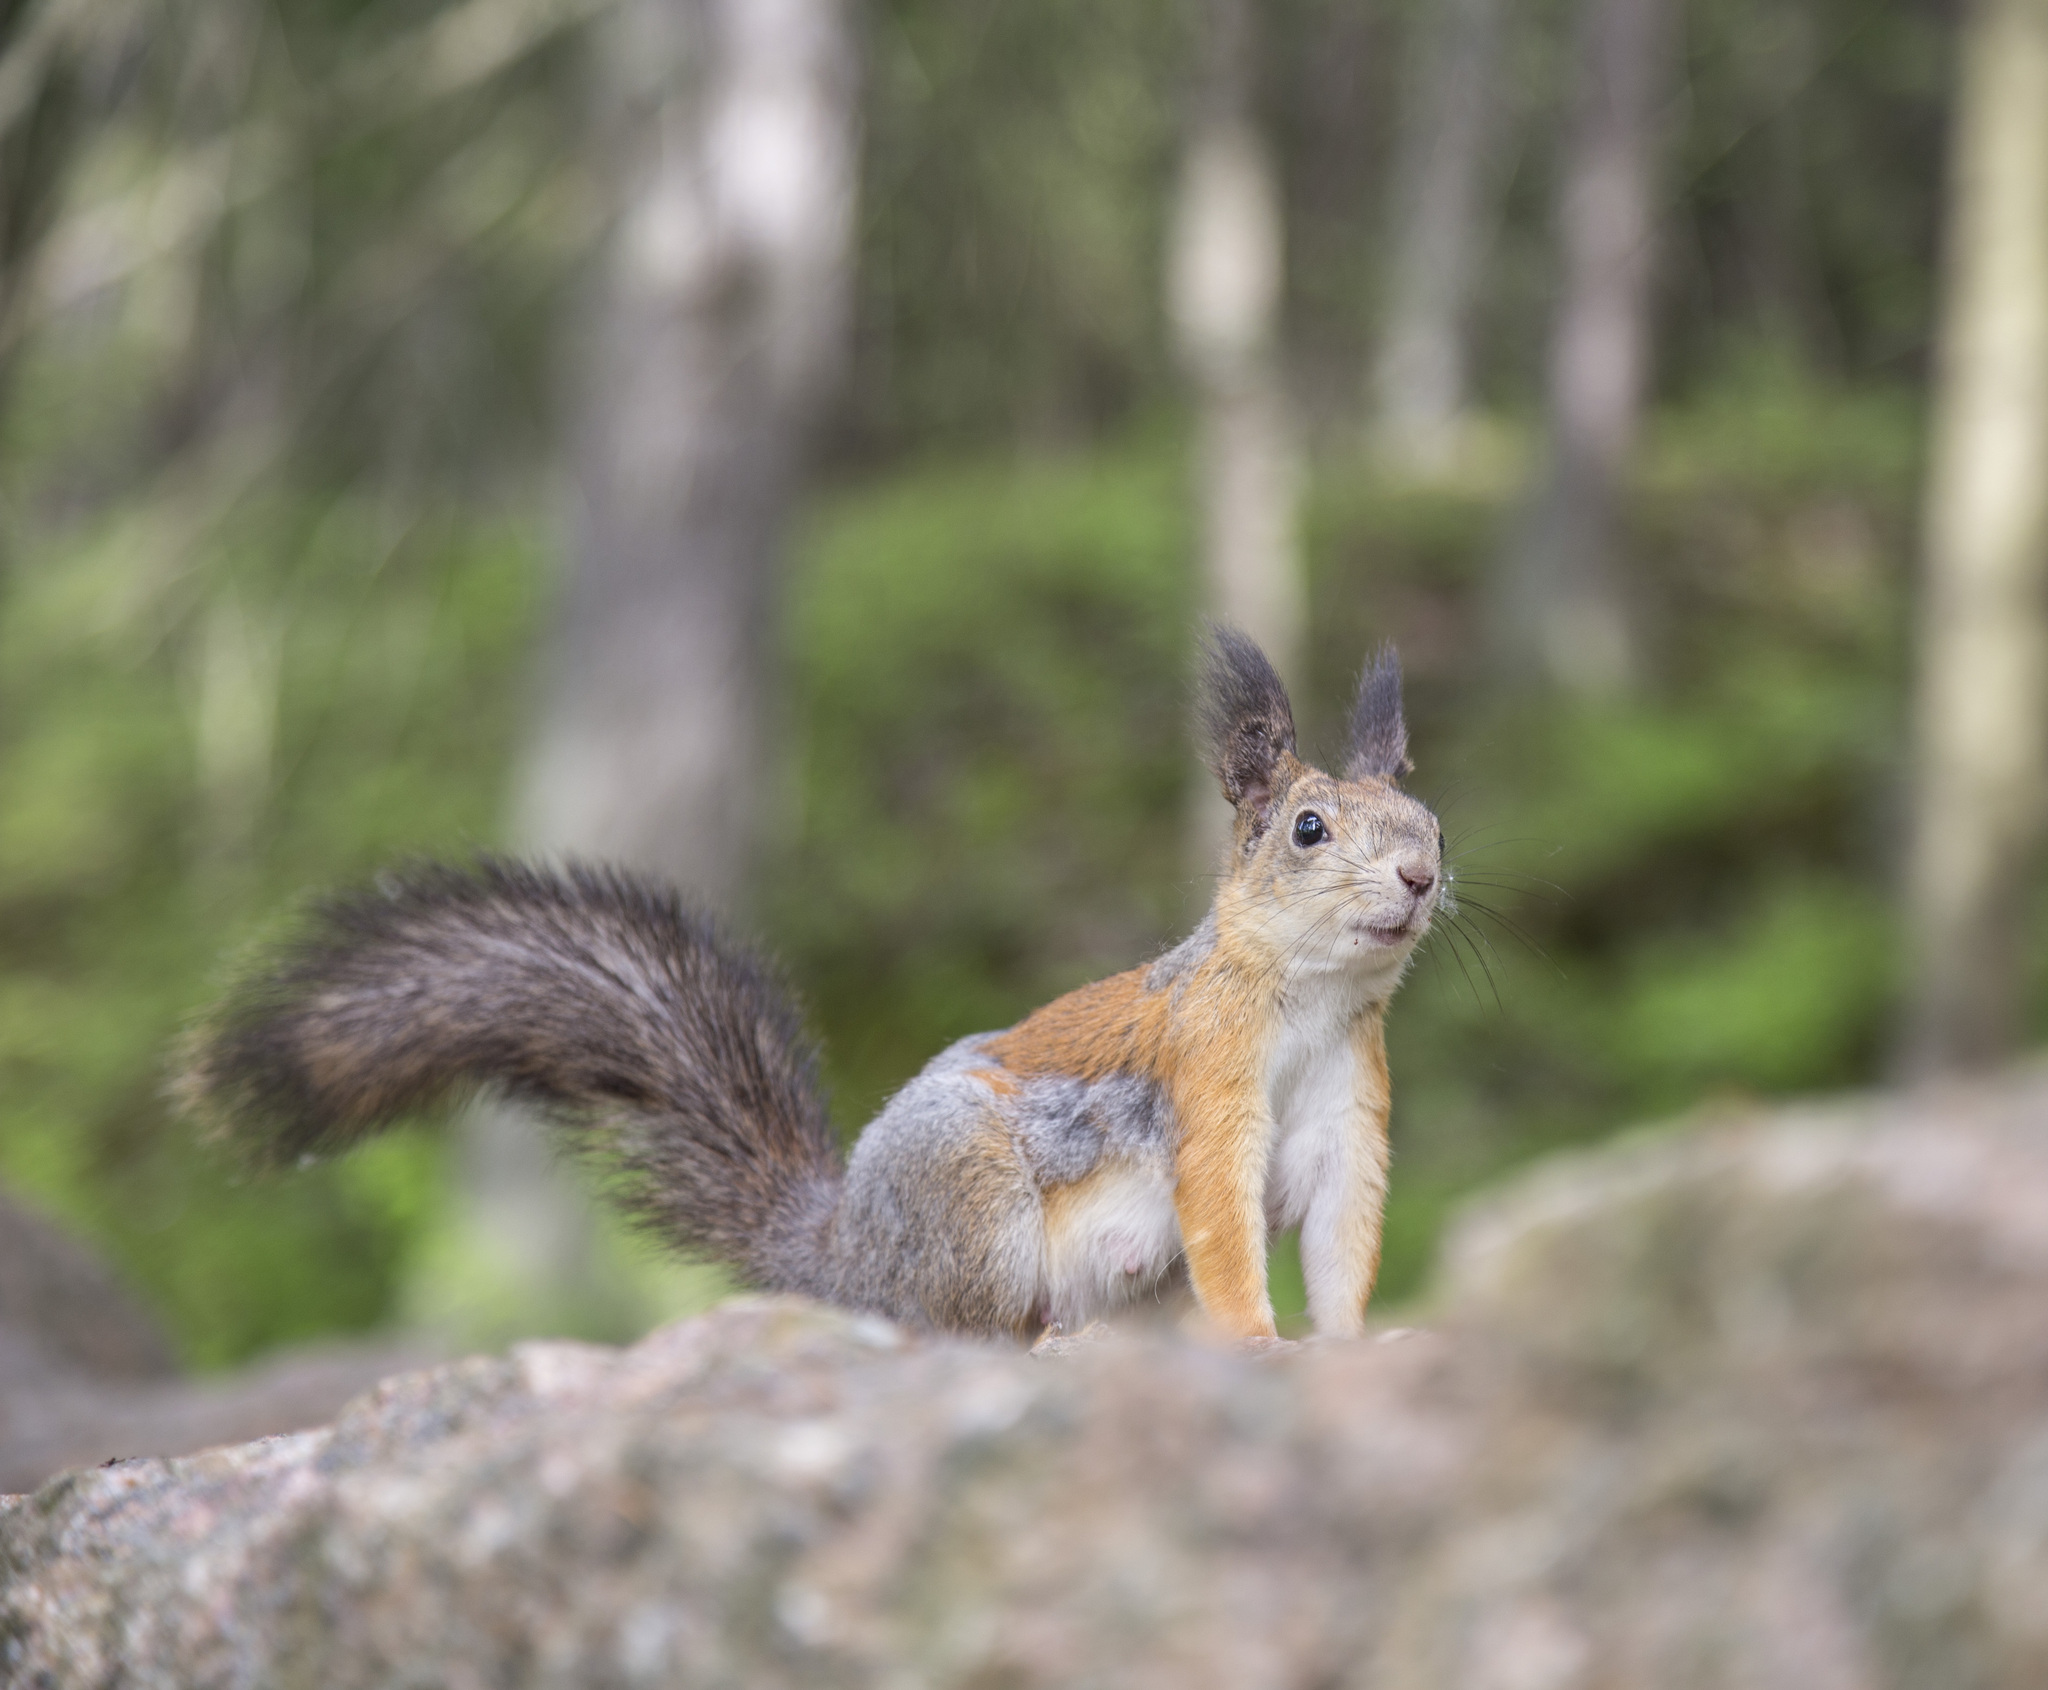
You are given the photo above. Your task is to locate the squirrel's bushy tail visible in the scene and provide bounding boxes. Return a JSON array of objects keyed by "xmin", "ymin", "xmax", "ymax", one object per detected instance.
[{"xmin": 174, "ymin": 858, "xmax": 843, "ymax": 1295}]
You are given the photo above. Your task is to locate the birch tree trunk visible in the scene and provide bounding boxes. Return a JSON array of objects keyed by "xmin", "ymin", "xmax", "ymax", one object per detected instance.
[
  {"xmin": 1170, "ymin": 0, "xmax": 1303, "ymax": 869},
  {"xmin": 1494, "ymin": 0, "xmax": 1678, "ymax": 694},
  {"xmin": 1370, "ymin": 0, "xmax": 1507, "ymax": 475},
  {"xmin": 526, "ymin": 0, "xmax": 858, "ymax": 895},
  {"xmin": 1904, "ymin": 0, "xmax": 2048, "ymax": 1077},
  {"xmin": 420, "ymin": 0, "xmax": 859, "ymax": 1343}
]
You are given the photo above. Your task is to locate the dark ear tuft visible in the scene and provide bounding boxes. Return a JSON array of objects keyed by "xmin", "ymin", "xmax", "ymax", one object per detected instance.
[
  {"xmin": 1345, "ymin": 643, "xmax": 1412, "ymax": 781},
  {"xmin": 1200, "ymin": 625, "xmax": 1297, "ymax": 821}
]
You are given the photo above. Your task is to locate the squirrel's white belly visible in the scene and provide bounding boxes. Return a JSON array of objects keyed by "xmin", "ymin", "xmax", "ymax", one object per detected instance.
[{"xmin": 1039, "ymin": 1154, "xmax": 1180, "ymax": 1326}]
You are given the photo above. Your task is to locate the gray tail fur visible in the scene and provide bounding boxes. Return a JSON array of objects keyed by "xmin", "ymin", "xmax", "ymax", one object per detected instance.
[{"xmin": 173, "ymin": 858, "xmax": 843, "ymax": 1295}]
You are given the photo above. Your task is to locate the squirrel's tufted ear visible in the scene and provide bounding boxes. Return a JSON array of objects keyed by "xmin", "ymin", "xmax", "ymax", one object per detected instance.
[
  {"xmin": 1344, "ymin": 643, "xmax": 1413, "ymax": 781},
  {"xmin": 1199, "ymin": 625, "xmax": 1297, "ymax": 828}
]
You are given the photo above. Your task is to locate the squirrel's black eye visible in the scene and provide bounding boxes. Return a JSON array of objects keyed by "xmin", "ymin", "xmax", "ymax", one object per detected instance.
[{"xmin": 1293, "ymin": 811, "xmax": 1326, "ymax": 848}]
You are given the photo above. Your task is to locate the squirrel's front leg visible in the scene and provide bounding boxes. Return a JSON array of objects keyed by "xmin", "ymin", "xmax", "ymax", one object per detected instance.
[
  {"xmin": 1297, "ymin": 1006, "xmax": 1394, "ymax": 1338},
  {"xmin": 1171, "ymin": 1072, "xmax": 1278, "ymax": 1341}
]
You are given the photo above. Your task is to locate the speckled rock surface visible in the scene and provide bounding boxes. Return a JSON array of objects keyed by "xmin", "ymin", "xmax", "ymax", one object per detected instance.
[{"xmin": 7, "ymin": 1072, "xmax": 2048, "ymax": 1689}]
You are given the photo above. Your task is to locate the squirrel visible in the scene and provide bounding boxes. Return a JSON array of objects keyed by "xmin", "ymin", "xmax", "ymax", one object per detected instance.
[{"xmin": 175, "ymin": 628, "xmax": 1445, "ymax": 1344}]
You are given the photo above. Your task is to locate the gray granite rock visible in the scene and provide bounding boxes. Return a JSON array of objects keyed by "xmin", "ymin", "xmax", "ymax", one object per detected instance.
[
  {"xmin": 0, "ymin": 1189, "xmax": 177, "ymax": 1385},
  {"xmin": 6, "ymin": 1071, "xmax": 2048, "ymax": 1689},
  {"xmin": 0, "ymin": 1187, "xmax": 436, "ymax": 1496}
]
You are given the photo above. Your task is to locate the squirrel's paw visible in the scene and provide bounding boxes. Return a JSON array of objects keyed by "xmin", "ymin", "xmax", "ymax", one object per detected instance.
[{"xmin": 1030, "ymin": 1320, "xmax": 1113, "ymax": 1358}]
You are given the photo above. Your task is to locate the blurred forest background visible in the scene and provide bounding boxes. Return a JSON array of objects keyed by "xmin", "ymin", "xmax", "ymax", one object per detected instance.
[{"xmin": 1, "ymin": 0, "xmax": 2043, "ymax": 1365}]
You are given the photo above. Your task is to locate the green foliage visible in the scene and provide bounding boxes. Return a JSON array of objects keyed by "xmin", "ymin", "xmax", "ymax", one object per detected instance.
[
  {"xmin": 0, "ymin": 359, "xmax": 1942, "ymax": 1358},
  {"xmin": 772, "ymin": 440, "xmax": 1198, "ymax": 1127},
  {"xmin": 0, "ymin": 0, "xmax": 2003, "ymax": 1358},
  {"xmin": 1668, "ymin": 0, "xmax": 1953, "ymax": 388},
  {"xmin": 0, "ymin": 461, "xmax": 546, "ymax": 1366},
  {"xmin": 856, "ymin": 0, "xmax": 1182, "ymax": 452}
]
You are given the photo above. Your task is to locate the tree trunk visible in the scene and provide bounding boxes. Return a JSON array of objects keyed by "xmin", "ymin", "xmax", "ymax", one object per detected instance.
[
  {"xmin": 1903, "ymin": 0, "xmax": 2048, "ymax": 1077},
  {"xmin": 1170, "ymin": 0, "xmax": 1302, "ymax": 870},
  {"xmin": 1494, "ymin": 0, "xmax": 1679, "ymax": 694},
  {"xmin": 422, "ymin": 0, "xmax": 859, "ymax": 1344},
  {"xmin": 1370, "ymin": 0, "xmax": 1507, "ymax": 474},
  {"xmin": 525, "ymin": 0, "xmax": 858, "ymax": 895}
]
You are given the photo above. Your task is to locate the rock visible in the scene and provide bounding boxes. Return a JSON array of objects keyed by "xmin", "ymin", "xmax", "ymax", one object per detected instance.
[
  {"xmin": 0, "ymin": 1332, "xmax": 446, "ymax": 1498},
  {"xmin": 7, "ymin": 1071, "xmax": 2048, "ymax": 1688},
  {"xmin": 0, "ymin": 1189, "xmax": 178, "ymax": 1385},
  {"xmin": 0, "ymin": 1186, "xmax": 437, "ymax": 1496}
]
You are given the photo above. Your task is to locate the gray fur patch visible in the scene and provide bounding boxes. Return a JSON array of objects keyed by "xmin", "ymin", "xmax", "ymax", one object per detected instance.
[
  {"xmin": 1009, "ymin": 1070, "xmax": 1172, "ymax": 1187},
  {"xmin": 1145, "ymin": 912, "xmax": 1218, "ymax": 993},
  {"xmin": 1009, "ymin": 1076, "xmax": 1095, "ymax": 1184},
  {"xmin": 1088, "ymin": 1072, "xmax": 1171, "ymax": 1155}
]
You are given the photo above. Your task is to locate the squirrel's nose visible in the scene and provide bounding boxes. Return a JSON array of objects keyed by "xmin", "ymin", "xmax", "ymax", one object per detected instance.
[{"xmin": 1396, "ymin": 858, "xmax": 1437, "ymax": 898}]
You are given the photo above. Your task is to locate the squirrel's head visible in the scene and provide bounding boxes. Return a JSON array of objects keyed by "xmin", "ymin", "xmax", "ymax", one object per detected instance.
[{"xmin": 1199, "ymin": 626, "xmax": 1443, "ymax": 984}]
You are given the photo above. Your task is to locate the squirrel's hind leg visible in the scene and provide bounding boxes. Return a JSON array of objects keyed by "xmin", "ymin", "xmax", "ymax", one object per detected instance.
[{"xmin": 833, "ymin": 1073, "xmax": 1046, "ymax": 1341}]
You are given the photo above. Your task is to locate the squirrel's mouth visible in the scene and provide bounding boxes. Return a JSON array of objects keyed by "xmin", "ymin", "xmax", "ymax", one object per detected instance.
[{"xmin": 1349, "ymin": 920, "xmax": 1415, "ymax": 948}]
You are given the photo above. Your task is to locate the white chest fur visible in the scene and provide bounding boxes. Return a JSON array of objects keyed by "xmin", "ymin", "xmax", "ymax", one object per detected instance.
[{"xmin": 1264, "ymin": 970, "xmax": 1373, "ymax": 1229}]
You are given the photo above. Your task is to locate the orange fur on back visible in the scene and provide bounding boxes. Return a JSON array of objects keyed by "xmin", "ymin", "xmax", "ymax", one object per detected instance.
[{"xmin": 983, "ymin": 968, "xmax": 1170, "ymax": 1083}]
